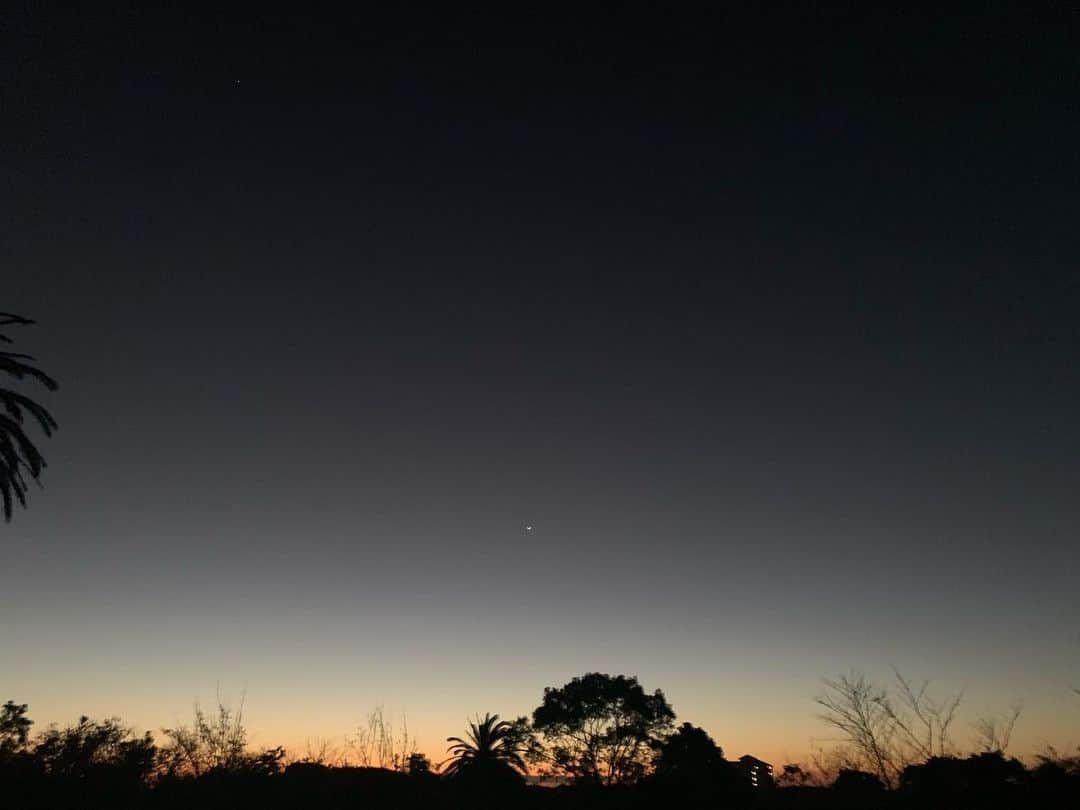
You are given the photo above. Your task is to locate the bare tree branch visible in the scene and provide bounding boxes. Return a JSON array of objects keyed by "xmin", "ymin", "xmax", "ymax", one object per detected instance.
[{"xmin": 973, "ymin": 702, "xmax": 1022, "ymax": 754}]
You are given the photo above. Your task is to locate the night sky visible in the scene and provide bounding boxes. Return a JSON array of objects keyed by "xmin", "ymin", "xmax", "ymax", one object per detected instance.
[{"xmin": 3, "ymin": 5, "xmax": 1078, "ymax": 762}]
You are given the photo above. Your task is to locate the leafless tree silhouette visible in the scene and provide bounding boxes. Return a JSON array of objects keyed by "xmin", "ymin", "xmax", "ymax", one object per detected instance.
[
  {"xmin": 816, "ymin": 669, "xmax": 963, "ymax": 787},
  {"xmin": 816, "ymin": 672, "xmax": 898, "ymax": 785},
  {"xmin": 884, "ymin": 669, "xmax": 963, "ymax": 761}
]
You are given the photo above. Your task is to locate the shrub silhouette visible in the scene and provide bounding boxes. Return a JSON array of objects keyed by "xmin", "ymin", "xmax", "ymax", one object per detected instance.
[
  {"xmin": 159, "ymin": 699, "xmax": 285, "ymax": 779},
  {"xmin": 647, "ymin": 723, "xmax": 736, "ymax": 808},
  {"xmin": 653, "ymin": 722, "xmax": 726, "ymax": 780}
]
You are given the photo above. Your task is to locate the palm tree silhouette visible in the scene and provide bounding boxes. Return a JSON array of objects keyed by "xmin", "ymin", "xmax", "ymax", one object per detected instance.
[
  {"xmin": 440, "ymin": 713, "xmax": 528, "ymax": 778},
  {"xmin": 0, "ymin": 314, "xmax": 58, "ymax": 521}
]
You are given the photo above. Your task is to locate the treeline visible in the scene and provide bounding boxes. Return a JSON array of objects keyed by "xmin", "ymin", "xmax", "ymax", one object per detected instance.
[{"xmin": 2, "ymin": 671, "xmax": 1078, "ymax": 809}]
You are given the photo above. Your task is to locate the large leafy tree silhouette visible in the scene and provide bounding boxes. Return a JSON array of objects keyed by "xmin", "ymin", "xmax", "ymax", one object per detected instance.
[
  {"xmin": 0, "ymin": 314, "xmax": 58, "ymax": 521},
  {"xmin": 532, "ymin": 672, "xmax": 676, "ymax": 785}
]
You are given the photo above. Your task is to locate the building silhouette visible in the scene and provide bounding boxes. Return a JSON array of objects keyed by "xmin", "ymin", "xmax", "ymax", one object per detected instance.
[{"xmin": 735, "ymin": 755, "xmax": 774, "ymax": 789}]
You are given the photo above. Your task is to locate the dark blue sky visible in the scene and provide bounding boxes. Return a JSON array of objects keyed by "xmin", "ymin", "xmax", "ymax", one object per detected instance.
[{"xmin": 3, "ymin": 4, "xmax": 1078, "ymax": 760}]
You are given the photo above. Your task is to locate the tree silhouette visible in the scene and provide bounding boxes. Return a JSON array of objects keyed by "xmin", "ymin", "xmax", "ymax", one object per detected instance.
[
  {"xmin": 653, "ymin": 722, "xmax": 725, "ymax": 780},
  {"xmin": 440, "ymin": 713, "xmax": 529, "ymax": 779},
  {"xmin": 531, "ymin": 672, "xmax": 675, "ymax": 785},
  {"xmin": 0, "ymin": 314, "xmax": 58, "ymax": 521},
  {"xmin": 648, "ymin": 722, "xmax": 735, "ymax": 806},
  {"xmin": 0, "ymin": 701, "xmax": 33, "ymax": 758}
]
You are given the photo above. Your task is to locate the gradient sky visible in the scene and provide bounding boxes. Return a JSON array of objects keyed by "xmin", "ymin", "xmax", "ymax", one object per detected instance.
[{"xmin": 3, "ymin": 6, "xmax": 1078, "ymax": 765}]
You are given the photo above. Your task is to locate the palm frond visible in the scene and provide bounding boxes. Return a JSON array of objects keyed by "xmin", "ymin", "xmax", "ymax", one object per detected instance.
[
  {"xmin": 0, "ymin": 354, "xmax": 59, "ymax": 391},
  {"xmin": 0, "ymin": 388, "xmax": 59, "ymax": 434},
  {"xmin": 0, "ymin": 315, "xmax": 58, "ymax": 521},
  {"xmin": 440, "ymin": 712, "xmax": 531, "ymax": 776}
]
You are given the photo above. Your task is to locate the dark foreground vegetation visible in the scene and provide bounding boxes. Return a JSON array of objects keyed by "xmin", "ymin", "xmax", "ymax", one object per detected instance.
[
  {"xmin": 3, "ymin": 671, "xmax": 1079, "ymax": 810},
  {"xmin": 3, "ymin": 743, "xmax": 1079, "ymax": 810}
]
